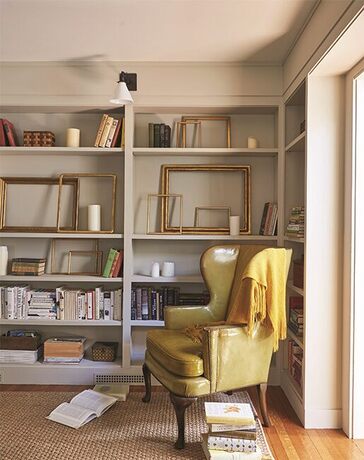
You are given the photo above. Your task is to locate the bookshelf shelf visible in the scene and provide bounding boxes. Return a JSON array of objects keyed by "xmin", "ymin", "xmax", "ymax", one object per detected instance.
[
  {"xmin": 0, "ymin": 232, "xmax": 123, "ymax": 239},
  {"xmin": 287, "ymin": 281, "xmax": 304, "ymax": 296},
  {"xmin": 133, "ymin": 147, "xmax": 278, "ymax": 157},
  {"xmin": 1, "ymin": 357, "xmax": 122, "ymax": 369},
  {"xmin": 131, "ymin": 274, "xmax": 203, "ymax": 283},
  {"xmin": 285, "ymin": 131, "xmax": 306, "ymax": 152},
  {"xmin": 132, "ymin": 234, "xmax": 278, "ymax": 241},
  {"xmin": 284, "ymin": 236, "xmax": 305, "ymax": 243},
  {"xmin": 0, "ymin": 147, "xmax": 124, "ymax": 156},
  {"xmin": 131, "ymin": 320, "xmax": 165, "ymax": 327},
  {"xmin": 0, "ymin": 319, "xmax": 122, "ymax": 326},
  {"xmin": 0, "ymin": 275, "xmax": 122, "ymax": 283},
  {"xmin": 287, "ymin": 328, "xmax": 304, "ymax": 349}
]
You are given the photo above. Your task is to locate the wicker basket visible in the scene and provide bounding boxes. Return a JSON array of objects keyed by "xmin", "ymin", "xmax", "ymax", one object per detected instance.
[{"xmin": 91, "ymin": 341, "xmax": 118, "ymax": 362}]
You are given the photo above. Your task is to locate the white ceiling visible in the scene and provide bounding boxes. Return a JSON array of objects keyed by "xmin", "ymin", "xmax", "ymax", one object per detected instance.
[{"xmin": 0, "ymin": 0, "xmax": 319, "ymax": 63}]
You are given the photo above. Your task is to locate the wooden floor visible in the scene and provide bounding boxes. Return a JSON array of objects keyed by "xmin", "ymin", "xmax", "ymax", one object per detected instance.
[{"xmin": 1, "ymin": 384, "xmax": 363, "ymax": 459}]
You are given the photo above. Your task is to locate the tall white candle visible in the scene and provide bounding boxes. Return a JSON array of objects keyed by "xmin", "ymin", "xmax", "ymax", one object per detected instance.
[
  {"xmin": 229, "ymin": 216, "xmax": 240, "ymax": 236},
  {"xmin": 88, "ymin": 205, "xmax": 101, "ymax": 231},
  {"xmin": 66, "ymin": 128, "xmax": 80, "ymax": 147},
  {"xmin": 247, "ymin": 136, "xmax": 258, "ymax": 149}
]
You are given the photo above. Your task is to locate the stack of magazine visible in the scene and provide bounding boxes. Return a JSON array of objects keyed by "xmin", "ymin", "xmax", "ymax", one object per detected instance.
[{"xmin": 202, "ymin": 402, "xmax": 262, "ymax": 459}]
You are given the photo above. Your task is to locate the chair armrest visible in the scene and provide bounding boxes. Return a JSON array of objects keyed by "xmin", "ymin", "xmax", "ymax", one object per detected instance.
[
  {"xmin": 164, "ymin": 304, "xmax": 215, "ymax": 330},
  {"xmin": 202, "ymin": 324, "xmax": 274, "ymax": 393}
]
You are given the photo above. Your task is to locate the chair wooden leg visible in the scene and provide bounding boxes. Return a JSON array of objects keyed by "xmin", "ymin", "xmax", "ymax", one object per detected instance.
[
  {"xmin": 142, "ymin": 363, "xmax": 152, "ymax": 403},
  {"xmin": 257, "ymin": 383, "xmax": 271, "ymax": 427},
  {"xmin": 170, "ymin": 392, "xmax": 197, "ymax": 449}
]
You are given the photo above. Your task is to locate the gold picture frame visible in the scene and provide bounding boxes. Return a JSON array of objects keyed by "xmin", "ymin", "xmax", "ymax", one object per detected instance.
[
  {"xmin": 56, "ymin": 173, "xmax": 117, "ymax": 234},
  {"xmin": 51, "ymin": 238, "xmax": 102, "ymax": 275},
  {"xmin": 194, "ymin": 206, "xmax": 231, "ymax": 228},
  {"xmin": 0, "ymin": 176, "xmax": 78, "ymax": 232},
  {"xmin": 147, "ymin": 193, "xmax": 183, "ymax": 234},
  {"xmin": 181, "ymin": 116, "xmax": 231, "ymax": 148},
  {"xmin": 176, "ymin": 120, "xmax": 202, "ymax": 148},
  {"xmin": 161, "ymin": 164, "xmax": 251, "ymax": 234}
]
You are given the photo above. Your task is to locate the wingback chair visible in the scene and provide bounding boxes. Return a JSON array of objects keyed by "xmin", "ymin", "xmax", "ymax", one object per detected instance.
[{"xmin": 142, "ymin": 244, "xmax": 292, "ymax": 449}]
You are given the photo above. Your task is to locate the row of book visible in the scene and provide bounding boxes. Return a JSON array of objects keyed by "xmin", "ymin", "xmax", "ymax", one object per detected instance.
[
  {"xmin": 0, "ymin": 286, "xmax": 122, "ymax": 321},
  {"xmin": 288, "ymin": 295, "xmax": 303, "ymax": 337},
  {"xmin": 286, "ymin": 206, "xmax": 305, "ymax": 238},
  {"xmin": 148, "ymin": 123, "xmax": 171, "ymax": 147},
  {"xmin": 102, "ymin": 249, "xmax": 123, "ymax": 278},
  {"xmin": 202, "ymin": 402, "xmax": 262, "ymax": 459},
  {"xmin": 131, "ymin": 286, "xmax": 209, "ymax": 321},
  {"xmin": 288, "ymin": 339, "xmax": 303, "ymax": 390},
  {"xmin": 0, "ymin": 118, "xmax": 18, "ymax": 146},
  {"xmin": 259, "ymin": 202, "xmax": 278, "ymax": 236},
  {"xmin": 11, "ymin": 258, "xmax": 46, "ymax": 276},
  {"xmin": 94, "ymin": 114, "xmax": 124, "ymax": 148}
]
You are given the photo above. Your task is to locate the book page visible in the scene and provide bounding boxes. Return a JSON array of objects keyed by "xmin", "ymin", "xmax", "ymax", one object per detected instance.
[
  {"xmin": 47, "ymin": 402, "xmax": 96, "ymax": 429},
  {"xmin": 70, "ymin": 389, "xmax": 117, "ymax": 417}
]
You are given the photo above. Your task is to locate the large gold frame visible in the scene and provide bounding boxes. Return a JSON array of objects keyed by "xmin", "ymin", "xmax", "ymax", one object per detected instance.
[
  {"xmin": 147, "ymin": 193, "xmax": 183, "ymax": 234},
  {"xmin": 0, "ymin": 176, "xmax": 78, "ymax": 232},
  {"xmin": 51, "ymin": 238, "xmax": 102, "ymax": 275},
  {"xmin": 56, "ymin": 173, "xmax": 117, "ymax": 234},
  {"xmin": 181, "ymin": 116, "xmax": 231, "ymax": 148},
  {"xmin": 161, "ymin": 164, "xmax": 251, "ymax": 234}
]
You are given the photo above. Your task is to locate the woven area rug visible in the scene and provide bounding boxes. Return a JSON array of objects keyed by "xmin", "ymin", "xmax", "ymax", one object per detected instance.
[{"xmin": 0, "ymin": 390, "xmax": 273, "ymax": 460}]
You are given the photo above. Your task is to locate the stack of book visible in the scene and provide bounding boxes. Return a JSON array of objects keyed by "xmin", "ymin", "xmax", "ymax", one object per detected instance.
[
  {"xmin": 43, "ymin": 336, "xmax": 86, "ymax": 364},
  {"xmin": 28, "ymin": 289, "xmax": 57, "ymax": 320},
  {"xmin": 286, "ymin": 206, "xmax": 305, "ymax": 238},
  {"xmin": 94, "ymin": 115, "xmax": 124, "ymax": 148},
  {"xmin": 0, "ymin": 118, "xmax": 18, "ymax": 146},
  {"xmin": 102, "ymin": 249, "xmax": 123, "ymax": 278},
  {"xmin": 11, "ymin": 258, "xmax": 46, "ymax": 276},
  {"xmin": 202, "ymin": 402, "xmax": 262, "ymax": 459},
  {"xmin": 259, "ymin": 202, "xmax": 278, "ymax": 236},
  {"xmin": 288, "ymin": 296, "xmax": 303, "ymax": 337},
  {"xmin": 288, "ymin": 339, "xmax": 303, "ymax": 389},
  {"xmin": 148, "ymin": 123, "xmax": 171, "ymax": 147}
]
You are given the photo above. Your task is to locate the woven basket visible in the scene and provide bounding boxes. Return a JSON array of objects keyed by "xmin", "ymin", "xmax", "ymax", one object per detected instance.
[{"xmin": 91, "ymin": 341, "xmax": 118, "ymax": 362}]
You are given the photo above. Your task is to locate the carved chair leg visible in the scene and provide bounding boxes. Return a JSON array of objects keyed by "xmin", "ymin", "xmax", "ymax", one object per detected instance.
[
  {"xmin": 142, "ymin": 363, "xmax": 152, "ymax": 403},
  {"xmin": 257, "ymin": 383, "xmax": 271, "ymax": 427},
  {"xmin": 170, "ymin": 392, "xmax": 197, "ymax": 449}
]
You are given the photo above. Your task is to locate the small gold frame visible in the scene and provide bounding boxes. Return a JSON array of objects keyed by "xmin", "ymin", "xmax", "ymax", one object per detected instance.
[
  {"xmin": 147, "ymin": 193, "xmax": 183, "ymax": 234},
  {"xmin": 51, "ymin": 238, "xmax": 102, "ymax": 275},
  {"xmin": 176, "ymin": 120, "xmax": 202, "ymax": 148},
  {"xmin": 161, "ymin": 164, "xmax": 251, "ymax": 234},
  {"xmin": 194, "ymin": 206, "xmax": 231, "ymax": 227},
  {"xmin": 181, "ymin": 116, "xmax": 231, "ymax": 148},
  {"xmin": 0, "ymin": 176, "xmax": 78, "ymax": 232},
  {"xmin": 56, "ymin": 173, "xmax": 117, "ymax": 234}
]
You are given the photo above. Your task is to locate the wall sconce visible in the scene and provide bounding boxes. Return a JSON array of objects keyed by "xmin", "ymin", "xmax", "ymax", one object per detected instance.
[{"xmin": 110, "ymin": 71, "xmax": 137, "ymax": 105}]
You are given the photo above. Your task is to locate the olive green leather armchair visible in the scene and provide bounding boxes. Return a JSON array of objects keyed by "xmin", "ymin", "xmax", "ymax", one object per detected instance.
[{"xmin": 142, "ymin": 244, "xmax": 292, "ymax": 449}]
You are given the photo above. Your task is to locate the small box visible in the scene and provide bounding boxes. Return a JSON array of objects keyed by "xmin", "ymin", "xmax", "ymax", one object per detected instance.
[
  {"xmin": 92, "ymin": 341, "xmax": 118, "ymax": 362},
  {"xmin": 0, "ymin": 334, "xmax": 42, "ymax": 350},
  {"xmin": 293, "ymin": 257, "xmax": 304, "ymax": 289}
]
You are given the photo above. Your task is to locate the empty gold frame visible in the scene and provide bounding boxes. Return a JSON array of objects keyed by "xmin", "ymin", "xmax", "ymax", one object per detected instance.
[
  {"xmin": 161, "ymin": 165, "xmax": 251, "ymax": 234},
  {"xmin": 147, "ymin": 193, "xmax": 183, "ymax": 234},
  {"xmin": 176, "ymin": 120, "xmax": 202, "ymax": 148},
  {"xmin": 0, "ymin": 176, "xmax": 78, "ymax": 232},
  {"xmin": 181, "ymin": 116, "xmax": 231, "ymax": 148},
  {"xmin": 194, "ymin": 206, "xmax": 231, "ymax": 228},
  {"xmin": 56, "ymin": 173, "xmax": 117, "ymax": 234},
  {"xmin": 51, "ymin": 239, "xmax": 102, "ymax": 275}
]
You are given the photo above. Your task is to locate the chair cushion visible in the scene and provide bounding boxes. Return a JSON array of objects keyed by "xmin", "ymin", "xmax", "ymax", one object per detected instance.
[{"xmin": 146, "ymin": 329, "xmax": 204, "ymax": 377}]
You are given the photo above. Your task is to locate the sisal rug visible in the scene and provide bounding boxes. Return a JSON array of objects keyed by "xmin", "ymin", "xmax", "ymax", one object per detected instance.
[{"xmin": 0, "ymin": 390, "xmax": 273, "ymax": 460}]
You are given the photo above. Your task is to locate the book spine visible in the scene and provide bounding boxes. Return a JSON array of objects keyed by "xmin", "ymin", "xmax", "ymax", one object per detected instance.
[
  {"xmin": 104, "ymin": 292, "xmax": 111, "ymax": 320},
  {"xmin": 109, "ymin": 250, "xmax": 120, "ymax": 278},
  {"xmin": 148, "ymin": 123, "xmax": 154, "ymax": 147},
  {"xmin": 207, "ymin": 436, "xmax": 257, "ymax": 453},
  {"xmin": 3, "ymin": 119, "xmax": 17, "ymax": 146},
  {"xmin": 263, "ymin": 203, "xmax": 273, "ymax": 235},
  {"xmin": 99, "ymin": 116, "xmax": 114, "ymax": 147},
  {"xmin": 94, "ymin": 114, "xmax": 109, "ymax": 147},
  {"xmin": 0, "ymin": 119, "xmax": 7, "ymax": 146},
  {"xmin": 121, "ymin": 118, "xmax": 125, "ymax": 148},
  {"xmin": 141, "ymin": 288, "xmax": 149, "ymax": 320},
  {"xmin": 153, "ymin": 124, "xmax": 160, "ymax": 148},
  {"xmin": 259, "ymin": 202, "xmax": 269, "ymax": 235},
  {"xmin": 112, "ymin": 250, "xmax": 123, "ymax": 277},
  {"xmin": 131, "ymin": 288, "xmax": 136, "ymax": 320},
  {"xmin": 151, "ymin": 289, "xmax": 157, "ymax": 320},
  {"xmin": 160, "ymin": 123, "xmax": 165, "ymax": 148},
  {"xmin": 165, "ymin": 125, "xmax": 171, "ymax": 147},
  {"xmin": 105, "ymin": 118, "xmax": 119, "ymax": 148},
  {"xmin": 103, "ymin": 248, "xmax": 118, "ymax": 277},
  {"xmin": 111, "ymin": 119, "xmax": 122, "ymax": 148},
  {"xmin": 136, "ymin": 287, "xmax": 142, "ymax": 320}
]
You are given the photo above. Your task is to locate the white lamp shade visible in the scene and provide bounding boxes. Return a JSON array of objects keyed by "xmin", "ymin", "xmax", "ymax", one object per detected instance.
[{"xmin": 110, "ymin": 81, "xmax": 133, "ymax": 105}]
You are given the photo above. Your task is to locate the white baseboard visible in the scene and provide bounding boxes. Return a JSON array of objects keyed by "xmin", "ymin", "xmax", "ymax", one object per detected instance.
[{"xmin": 304, "ymin": 409, "xmax": 342, "ymax": 429}]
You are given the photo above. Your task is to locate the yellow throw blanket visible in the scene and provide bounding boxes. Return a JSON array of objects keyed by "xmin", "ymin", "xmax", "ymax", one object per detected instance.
[{"xmin": 185, "ymin": 246, "xmax": 288, "ymax": 351}]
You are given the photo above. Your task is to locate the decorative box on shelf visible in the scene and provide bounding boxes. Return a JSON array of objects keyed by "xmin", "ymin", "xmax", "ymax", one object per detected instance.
[
  {"xmin": 23, "ymin": 131, "xmax": 55, "ymax": 147},
  {"xmin": 91, "ymin": 341, "xmax": 118, "ymax": 362},
  {"xmin": 0, "ymin": 332, "xmax": 42, "ymax": 350}
]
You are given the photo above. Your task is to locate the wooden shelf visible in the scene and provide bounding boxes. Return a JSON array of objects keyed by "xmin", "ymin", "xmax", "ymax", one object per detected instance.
[
  {"xmin": 131, "ymin": 320, "xmax": 165, "ymax": 327},
  {"xmin": 282, "ymin": 369, "xmax": 303, "ymax": 401},
  {"xmin": 132, "ymin": 234, "xmax": 278, "ymax": 241},
  {"xmin": 285, "ymin": 131, "xmax": 306, "ymax": 152},
  {"xmin": 287, "ymin": 281, "xmax": 304, "ymax": 296},
  {"xmin": 0, "ymin": 147, "xmax": 123, "ymax": 156},
  {"xmin": 131, "ymin": 274, "xmax": 203, "ymax": 283},
  {"xmin": 0, "ymin": 319, "xmax": 122, "ymax": 326},
  {"xmin": 287, "ymin": 328, "xmax": 304, "ymax": 349},
  {"xmin": 0, "ymin": 275, "xmax": 122, "ymax": 283},
  {"xmin": 133, "ymin": 147, "xmax": 278, "ymax": 157},
  {"xmin": 0, "ymin": 357, "xmax": 122, "ymax": 369},
  {"xmin": 284, "ymin": 236, "xmax": 305, "ymax": 243},
  {"xmin": 0, "ymin": 232, "xmax": 123, "ymax": 239}
]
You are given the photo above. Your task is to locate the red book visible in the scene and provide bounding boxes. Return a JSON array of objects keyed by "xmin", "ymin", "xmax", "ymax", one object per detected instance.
[
  {"xmin": 0, "ymin": 119, "xmax": 7, "ymax": 146},
  {"xmin": 2, "ymin": 119, "xmax": 17, "ymax": 146},
  {"xmin": 112, "ymin": 250, "xmax": 124, "ymax": 277},
  {"xmin": 108, "ymin": 250, "xmax": 120, "ymax": 278},
  {"xmin": 289, "ymin": 296, "xmax": 303, "ymax": 308},
  {"xmin": 111, "ymin": 119, "xmax": 122, "ymax": 147}
]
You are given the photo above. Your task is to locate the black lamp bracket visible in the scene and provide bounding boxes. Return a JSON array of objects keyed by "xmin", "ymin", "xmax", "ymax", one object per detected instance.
[{"xmin": 118, "ymin": 71, "xmax": 137, "ymax": 91}]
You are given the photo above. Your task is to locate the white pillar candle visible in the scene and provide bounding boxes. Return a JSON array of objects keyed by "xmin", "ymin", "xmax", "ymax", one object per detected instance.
[
  {"xmin": 66, "ymin": 128, "xmax": 81, "ymax": 147},
  {"xmin": 229, "ymin": 216, "xmax": 240, "ymax": 236},
  {"xmin": 162, "ymin": 261, "xmax": 175, "ymax": 277},
  {"xmin": 247, "ymin": 136, "xmax": 258, "ymax": 149},
  {"xmin": 151, "ymin": 262, "xmax": 160, "ymax": 278},
  {"xmin": 0, "ymin": 246, "xmax": 8, "ymax": 275},
  {"xmin": 88, "ymin": 205, "xmax": 101, "ymax": 231}
]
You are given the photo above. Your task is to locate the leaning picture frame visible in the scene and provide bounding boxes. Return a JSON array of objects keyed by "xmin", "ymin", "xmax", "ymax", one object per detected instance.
[{"xmin": 161, "ymin": 164, "xmax": 251, "ymax": 234}]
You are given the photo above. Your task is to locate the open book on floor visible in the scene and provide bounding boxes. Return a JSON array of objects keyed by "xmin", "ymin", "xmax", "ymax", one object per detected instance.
[{"xmin": 47, "ymin": 389, "xmax": 117, "ymax": 429}]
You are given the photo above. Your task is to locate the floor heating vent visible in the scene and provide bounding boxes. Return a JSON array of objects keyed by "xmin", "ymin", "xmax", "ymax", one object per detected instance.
[{"xmin": 94, "ymin": 374, "xmax": 145, "ymax": 384}]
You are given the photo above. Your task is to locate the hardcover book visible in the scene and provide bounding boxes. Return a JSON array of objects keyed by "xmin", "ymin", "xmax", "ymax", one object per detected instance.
[{"xmin": 204, "ymin": 402, "xmax": 255, "ymax": 426}]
